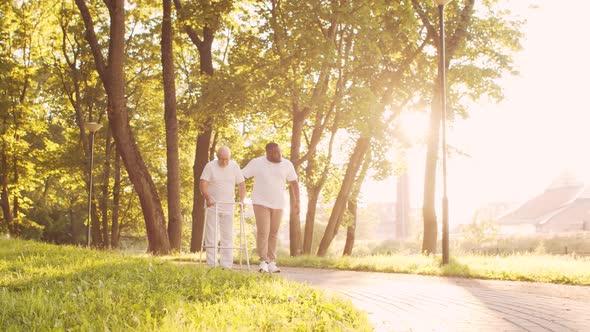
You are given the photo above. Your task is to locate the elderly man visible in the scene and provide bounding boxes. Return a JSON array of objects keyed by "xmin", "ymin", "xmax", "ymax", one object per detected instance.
[
  {"xmin": 242, "ymin": 142, "xmax": 300, "ymax": 273},
  {"xmin": 200, "ymin": 146, "xmax": 245, "ymax": 269}
]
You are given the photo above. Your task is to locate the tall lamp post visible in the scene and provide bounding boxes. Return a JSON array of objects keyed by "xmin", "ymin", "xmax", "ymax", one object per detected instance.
[
  {"xmin": 434, "ymin": 0, "xmax": 452, "ymax": 265},
  {"xmin": 85, "ymin": 122, "xmax": 103, "ymax": 247}
]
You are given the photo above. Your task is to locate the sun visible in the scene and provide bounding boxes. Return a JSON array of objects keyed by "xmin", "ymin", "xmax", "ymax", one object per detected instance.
[{"xmin": 398, "ymin": 111, "xmax": 429, "ymax": 144}]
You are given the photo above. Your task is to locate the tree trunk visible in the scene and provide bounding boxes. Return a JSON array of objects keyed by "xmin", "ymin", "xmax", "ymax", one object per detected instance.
[
  {"xmin": 109, "ymin": 110, "xmax": 171, "ymax": 254},
  {"xmin": 162, "ymin": 0, "xmax": 182, "ymax": 251},
  {"xmin": 342, "ymin": 199, "xmax": 356, "ymax": 256},
  {"xmin": 209, "ymin": 131, "xmax": 218, "ymax": 161},
  {"xmin": 422, "ymin": 86, "xmax": 441, "ymax": 255},
  {"xmin": 288, "ymin": 111, "xmax": 304, "ymax": 256},
  {"xmin": 70, "ymin": 199, "xmax": 84, "ymax": 243},
  {"xmin": 302, "ymin": 185, "xmax": 320, "ymax": 255},
  {"xmin": 413, "ymin": 0, "xmax": 475, "ymax": 256},
  {"xmin": 288, "ymin": 190, "xmax": 302, "ymax": 256},
  {"xmin": 68, "ymin": 205, "xmax": 81, "ymax": 245},
  {"xmin": 91, "ymin": 201, "xmax": 101, "ymax": 246},
  {"xmin": 75, "ymin": 0, "xmax": 170, "ymax": 254},
  {"xmin": 12, "ymin": 146, "xmax": 18, "ymax": 227},
  {"xmin": 317, "ymin": 136, "xmax": 370, "ymax": 257},
  {"xmin": 190, "ymin": 129, "xmax": 212, "ymax": 252},
  {"xmin": 111, "ymin": 148, "xmax": 121, "ymax": 248},
  {"xmin": 302, "ymin": 114, "xmax": 339, "ymax": 255},
  {"xmin": 9, "ymin": 121, "xmax": 19, "ymax": 236},
  {"xmin": 101, "ymin": 127, "xmax": 112, "ymax": 248},
  {"xmin": 343, "ymin": 148, "xmax": 370, "ymax": 256},
  {"xmin": 186, "ymin": 25, "xmax": 215, "ymax": 253},
  {"xmin": 0, "ymin": 148, "xmax": 13, "ymax": 234},
  {"xmin": 173, "ymin": 0, "xmax": 217, "ymax": 253}
]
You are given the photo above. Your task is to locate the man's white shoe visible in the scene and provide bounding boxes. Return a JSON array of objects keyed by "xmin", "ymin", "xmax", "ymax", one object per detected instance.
[
  {"xmin": 258, "ymin": 261, "xmax": 269, "ymax": 273},
  {"xmin": 268, "ymin": 261, "xmax": 281, "ymax": 273}
]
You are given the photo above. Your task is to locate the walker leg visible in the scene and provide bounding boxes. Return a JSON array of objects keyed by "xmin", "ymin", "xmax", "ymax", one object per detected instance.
[
  {"xmin": 239, "ymin": 204, "xmax": 243, "ymax": 270},
  {"xmin": 239, "ymin": 205, "xmax": 243, "ymax": 271},
  {"xmin": 199, "ymin": 204, "xmax": 208, "ymax": 267},
  {"xmin": 214, "ymin": 204, "xmax": 218, "ymax": 267},
  {"xmin": 242, "ymin": 205, "xmax": 250, "ymax": 271}
]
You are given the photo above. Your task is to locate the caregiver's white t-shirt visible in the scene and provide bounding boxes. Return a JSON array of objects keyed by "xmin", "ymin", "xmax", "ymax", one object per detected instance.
[{"xmin": 242, "ymin": 157, "xmax": 297, "ymax": 209}]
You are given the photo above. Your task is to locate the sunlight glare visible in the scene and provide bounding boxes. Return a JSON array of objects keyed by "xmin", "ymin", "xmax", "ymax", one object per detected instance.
[{"xmin": 399, "ymin": 111, "xmax": 429, "ymax": 144}]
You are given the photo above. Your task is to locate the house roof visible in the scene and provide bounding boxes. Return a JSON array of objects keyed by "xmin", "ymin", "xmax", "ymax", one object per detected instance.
[
  {"xmin": 538, "ymin": 198, "xmax": 590, "ymax": 231},
  {"xmin": 497, "ymin": 173, "xmax": 584, "ymax": 225}
]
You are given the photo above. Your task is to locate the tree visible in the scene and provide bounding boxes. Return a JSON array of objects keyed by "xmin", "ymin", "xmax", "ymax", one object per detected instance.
[
  {"xmin": 161, "ymin": 0, "xmax": 182, "ymax": 251},
  {"xmin": 343, "ymin": 147, "xmax": 370, "ymax": 256},
  {"xmin": 173, "ymin": 0, "xmax": 234, "ymax": 252},
  {"xmin": 317, "ymin": 136, "xmax": 369, "ymax": 256},
  {"xmin": 0, "ymin": 0, "xmax": 525, "ymax": 255},
  {"xmin": 315, "ymin": 0, "xmax": 424, "ymax": 256},
  {"xmin": 263, "ymin": 0, "xmax": 347, "ymax": 256},
  {"xmin": 75, "ymin": 0, "xmax": 171, "ymax": 254},
  {"xmin": 461, "ymin": 209, "xmax": 499, "ymax": 247},
  {"xmin": 302, "ymin": 118, "xmax": 339, "ymax": 254},
  {"xmin": 412, "ymin": 0, "xmax": 522, "ymax": 254},
  {"xmin": 111, "ymin": 148, "xmax": 121, "ymax": 248},
  {"xmin": 51, "ymin": 3, "xmax": 107, "ymax": 246},
  {"xmin": 0, "ymin": 0, "xmax": 55, "ymax": 237}
]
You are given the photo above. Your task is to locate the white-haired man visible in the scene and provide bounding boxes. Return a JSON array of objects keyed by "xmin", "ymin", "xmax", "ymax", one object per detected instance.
[{"xmin": 200, "ymin": 146, "xmax": 245, "ymax": 269}]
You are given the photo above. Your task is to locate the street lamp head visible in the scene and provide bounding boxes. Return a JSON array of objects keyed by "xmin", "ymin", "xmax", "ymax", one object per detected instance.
[
  {"xmin": 433, "ymin": 0, "xmax": 452, "ymax": 5},
  {"xmin": 84, "ymin": 122, "xmax": 103, "ymax": 133}
]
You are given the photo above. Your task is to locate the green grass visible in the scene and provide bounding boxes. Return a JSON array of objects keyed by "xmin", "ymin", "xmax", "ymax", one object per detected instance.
[
  {"xmin": 0, "ymin": 239, "xmax": 371, "ymax": 331},
  {"xmin": 272, "ymin": 253, "xmax": 590, "ymax": 285}
]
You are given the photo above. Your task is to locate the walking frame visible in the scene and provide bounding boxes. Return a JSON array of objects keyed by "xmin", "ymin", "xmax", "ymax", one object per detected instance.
[{"xmin": 199, "ymin": 202, "xmax": 250, "ymax": 271}]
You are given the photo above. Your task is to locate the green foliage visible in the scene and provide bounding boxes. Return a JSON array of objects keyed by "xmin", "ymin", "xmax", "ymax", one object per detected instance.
[
  {"xmin": 0, "ymin": 238, "xmax": 371, "ymax": 331},
  {"xmin": 178, "ymin": 0, "xmax": 233, "ymax": 32},
  {"xmin": 430, "ymin": 0, "xmax": 523, "ymax": 118},
  {"xmin": 0, "ymin": 0, "xmax": 525, "ymax": 253},
  {"xmin": 459, "ymin": 209, "xmax": 500, "ymax": 247},
  {"xmin": 0, "ymin": 0, "xmax": 62, "ymax": 236}
]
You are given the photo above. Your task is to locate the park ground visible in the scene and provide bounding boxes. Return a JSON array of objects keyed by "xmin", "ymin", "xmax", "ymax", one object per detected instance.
[{"xmin": 3, "ymin": 238, "xmax": 590, "ymax": 331}]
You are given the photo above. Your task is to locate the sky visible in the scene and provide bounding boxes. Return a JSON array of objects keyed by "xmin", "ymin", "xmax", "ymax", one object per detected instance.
[{"xmin": 363, "ymin": 0, "xmax": 590, "ymax": 225}]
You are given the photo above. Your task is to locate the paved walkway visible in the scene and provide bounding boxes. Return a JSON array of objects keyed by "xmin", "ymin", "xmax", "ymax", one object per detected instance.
[{"xmin": 279, "ymin": 267, "xmax": 590, "ymax": 332}]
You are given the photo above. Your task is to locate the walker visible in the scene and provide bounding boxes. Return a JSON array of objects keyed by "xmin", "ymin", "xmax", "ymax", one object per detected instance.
[{"xmin": 199, "ymin": 202, "xmax": 250, "ymax": 271}]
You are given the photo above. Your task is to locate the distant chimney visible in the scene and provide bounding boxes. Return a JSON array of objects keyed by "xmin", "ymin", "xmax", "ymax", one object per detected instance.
[
  {"xmin": 395, "ymin": 172, "xmax": 410, "ymax": 240},
  {"xmin": 547, "ymin": 171, "xmax": 584, "ymax": 190}
]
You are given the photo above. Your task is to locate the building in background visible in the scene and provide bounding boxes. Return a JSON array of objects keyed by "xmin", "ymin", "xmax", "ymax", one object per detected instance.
[{"xmin": 497, "ymin": 172, "xmax": 589, "ymax": 234}]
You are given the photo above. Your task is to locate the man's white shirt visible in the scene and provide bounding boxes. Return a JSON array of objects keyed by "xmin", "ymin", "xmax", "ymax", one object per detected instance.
[
  {"xmin": 200, "ymin": 160, "xmax": 244, "ymax": 213},
  {"xmin": 242, "ymin": 157, "xmax": 297, "ymax": 209}
]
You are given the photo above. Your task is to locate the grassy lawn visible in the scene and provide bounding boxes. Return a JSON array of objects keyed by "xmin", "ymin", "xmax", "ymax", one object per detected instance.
[
  {"xmin": 0, "ymin": 239, "xmax": 371, "ymax": 331},
  {"xmin": 172, "ymin": 250, "xmax": 590, "ymax": 285},
  {"xmin": 273, "ymin": 253, "xmax": 590, "ymax": 285}
]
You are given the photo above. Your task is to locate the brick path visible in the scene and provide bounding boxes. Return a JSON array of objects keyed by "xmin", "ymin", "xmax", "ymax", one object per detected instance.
[{"xmin": 279, "ymin": 267, "xmax": 590, "ymax": 332}]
